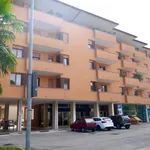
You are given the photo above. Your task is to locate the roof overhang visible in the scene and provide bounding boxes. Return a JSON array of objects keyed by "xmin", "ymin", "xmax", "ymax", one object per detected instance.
[
  {"xmin": 96, "ymin": 57, "xmax": 116, "ymax": 65},
  {"xmin": 120, "ymin": 50, "xmax": 134, "ymax": 56},
  {"xmin": 132, "ymin": 39, "xmax": 148, "ymax": 49},
  {"xmin": 34, "ymin": 70, "xmax": 62, "ymax": 76},
  {"xmin": 122, "ymin": 67, "xmax": 135, "ymax": 72},
  {"xmin": 95, "ymin": 38, "xmax": 116, "ymax": 47},
  {"xmin": 113, "ymin": 28, "xmax": 137, "ymax": 45},
  {"xmin": 97, "ymin": 79, "xmax": 118, "ymax": 84},
  {"xmin": 34, "ymin": 20, "xmax": 61, "ymax": 32},
  {"xmin": 14, "ymin": 0, "xmax": 118, "ymax": 32},
  {"xmin": 33, "ymin": 44, "xmax": 62, "ymax": 53}
]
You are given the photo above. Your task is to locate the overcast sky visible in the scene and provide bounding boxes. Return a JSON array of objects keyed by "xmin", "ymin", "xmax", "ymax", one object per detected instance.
[{"xmin": 61, "ymin": 0, "xmax": 150, "ymax": 47}]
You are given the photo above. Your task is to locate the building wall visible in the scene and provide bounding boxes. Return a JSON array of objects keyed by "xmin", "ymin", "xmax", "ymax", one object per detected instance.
[{"xmin": 0, "ymin": 4, "xmax": 150, "ymax": 105}]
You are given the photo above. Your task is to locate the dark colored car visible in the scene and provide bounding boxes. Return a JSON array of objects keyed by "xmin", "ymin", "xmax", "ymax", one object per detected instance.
[
  {"xmin": 70, "ymin": 118, "xmax": 96, "ymax": 132},
  {"xmin": 110, "ymin": 115, "xmax": 131, "ymax": 129}
]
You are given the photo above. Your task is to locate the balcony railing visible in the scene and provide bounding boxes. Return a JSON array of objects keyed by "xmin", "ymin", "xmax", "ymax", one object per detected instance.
[
  {"xmin": 99, "ymin": 92, "xmax": 125, "ymax": 103},
  {"xmin": 98, "ymin": 70, "xmax": 120, "ymax": 83},
  {"xmin": 122, "ymin": 60, "xmax": 137, "ymax": 71},
  {"xmin": 124, "ymin": 77, "xmax": 139, "ymax": 87},
  {"xmin": 96, "ymin": 50, "xmax": 118, "ymax": 65}
]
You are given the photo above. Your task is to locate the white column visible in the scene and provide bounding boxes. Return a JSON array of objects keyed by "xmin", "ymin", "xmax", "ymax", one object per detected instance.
[
  {"xmin": 145, "ymin": 105, "xmax": 149, "ymax": 122},
  {"xmin": 17, "ymin": 100, "xmax": 23, "ymax": 132},
  {"xmin": 109, "ymin": 103, "xmax": 115, "ymax": 116},
  {"xmin": 70, "ymin": 102, "xmax": 76, "ymax": 123},
  {"xmin": 94, "ymin": 102, "xmax": 100, "ymax": 117},
  {"xmin": 52, "ymin": 102, "xmax": 58, "ymax": 130}
]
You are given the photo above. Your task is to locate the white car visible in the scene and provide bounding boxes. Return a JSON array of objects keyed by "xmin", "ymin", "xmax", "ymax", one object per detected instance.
[{"xmin": 93, "ymin": 117, "xmax": 114, "ymax": 131}]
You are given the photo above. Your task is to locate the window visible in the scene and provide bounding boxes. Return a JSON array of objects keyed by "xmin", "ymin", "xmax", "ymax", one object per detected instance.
[
  {"xmin": 134, "ymin": 90, "xmax": 140, "ymax": 96},
  {"xmin": 48, "ymin": 56, "xmax": 53, "ymax": 62},
  {"xmin": 99, "ymin": 66, "xmax": 105, "ymax": 71},
  {"xmin": 88, "ymin": 40, "xmax": 95, "ymax": 49},
  {"xmin": 148, "ymin": 94, "xmax": 150, "ymax": 98},
  {"xmin": 117, "ymin": 52, "xmax": 124, "ymax": 60},
  {"xmin": 121, "ymin": 87, "xmax": 128, "ymax": 95},
  {"xmin": 64, "ymin": 79, "xmax": 70, "ymax": 89},
  {"xmin": 33, "ymin": 52, "xmax": 40, "ymax": 60},
  {"xmin": 37, "ymin": 78, "xmax": 40, "ymax": 87},
  {"xmin": 131, "ymin": 58, "xmax": 135, "ymax": 62},
  {"xmin": 12, "ymin": 48, "xmax": 23, "ymax": 58},
  {"xmin": 90, "ymin": 81, "xmax": 97, "ymax": 91},
  {"xmin": 99, "ymin": 85, "xmax": 107, "ymax": 92},
  {"xmin": 144, "ymin": 64, "xmax": 148, "ymax": 68},
  {"xmin": 10, "ymin": 74, "xmax": 22, "ymax": 86},
  {"xmin": 93, "ymin": 118, "xmax": 101, "ymax": 121},
  {"xmin": 89, "ymin": 60, "xmax": 95, "ymax": 69},
  {"xmin": 63, "ymin": 56, "xmax": 69, "ymax": 66}
]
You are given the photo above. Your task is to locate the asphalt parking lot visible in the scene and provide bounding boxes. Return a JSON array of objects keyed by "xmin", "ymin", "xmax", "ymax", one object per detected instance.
[{"xmin": 0, "ymin": 123, "xmax": 150, "ymax": 150}]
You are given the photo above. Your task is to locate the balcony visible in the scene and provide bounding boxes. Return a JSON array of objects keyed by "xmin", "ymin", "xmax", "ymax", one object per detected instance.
[
  {"xmin": 95, "ymin": 30, "xmax": 116, "ymax": 47},
  {"xmin": 16, "ymin": 58, "xmax": 27, "ymax": 73},
  {"xmin": 98, "ymin": 70, "xmax": 120, "ymax": 83},
  {"xmin": 37, "ymin": 88, "xmax": 67, "ymax": 99},
  {"xmin": 32, "ymin": 34, "xmax": 66, "ymax": 53},
  {"xmin": 134, "ymin": 51, "xmax": 146, "ymax": 61},
  {"xmin": 120, "ymin": 43, "xmax": 135, "ymax": 56},
  {"xmin": 126, "ymin": 96, "xmax": 150, "ymax": 104},
  {"xmin": 99, "ymin": 92, "xmax": 125, "ymax": 103},
  {"xmin": 28, "ymin": 60, "xmax": 65, "ymax": 76},
  {"xmin": 137, "ymin": 82, "xmax": 150, "ymax": 90},
  {"xmin": 96, "ymin": 50, "xmax": 118, "ymax": 65},
  {"xmin": 0, "ymin": 86, "xmax": 25, "ymax": 99},
  {"xmin": 122, "ymin": 60, "xmax": 137, "ymax": 71},
  {"xmin": 136, "ymin": 66, "xmax": 148, "ymax": 74},
  {"xmin": 124, "ymin": 77, "xmax": 139, "ymax": 87}
]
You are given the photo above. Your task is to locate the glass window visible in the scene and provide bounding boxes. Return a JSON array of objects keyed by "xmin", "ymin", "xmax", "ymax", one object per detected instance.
[
  {"xmin": 37, "ymin": 78, "xmax": 40, "ymax": 87},
  {"xmin": 89, "ymin": 61, "xmax": 95, "ymax": 69},
  {"xmin": 33, "ymin": 52, "xmax": 40, "ymax": 60},
  {"xmin": 12, "ymin": 48, "xmax": 23, "ymax": 58},
  {"xmin": 10, "ymin": 74, "xmax": 22, "ymax": 86},
  {"xmin": 16, "ymin": 74, "xmax": 21, "ymax": 86},
  {"xmin": 90, "ymin": 81, "xmax": 96, "ymax": 91},
  {"xmin": 17, "ymin": 50, "xmax": 22, "ymax": 58},
  {"xmin": 10, "ymin": 74, "xmax": 15, "ymax": 85},
  {"xmin": 64, "ymin": 79, "xmax": 69, "ymax": 89},
  {"xmin": 99, "ymin": 85, "xmax": 107, "ymax": 92},
  {"xmin": 48, "ymin": 56, "xmax": 53, "ymax": 62},
  {"xmin": 99, "ymin": 66, "xmax": 105, "ymax": 70},
  {"xmin": 85, "ymin": 118, "xmax": 94, "ymax": 123},
  {"xmin": 88, "ymin": 40, "xmax": 95, "ymax": 49},
  {"xmin": 63, "ymin": 57, "xmax": 69, "ymax": 66}
]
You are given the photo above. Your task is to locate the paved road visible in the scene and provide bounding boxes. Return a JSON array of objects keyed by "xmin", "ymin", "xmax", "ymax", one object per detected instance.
[{"xmin": 0, "ymin": 123, "xmax": 150, "ymax": 150}]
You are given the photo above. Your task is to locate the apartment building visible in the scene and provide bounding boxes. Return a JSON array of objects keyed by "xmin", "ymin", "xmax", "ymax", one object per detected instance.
[{"xmin": 0, "ymin": 0, "xmax": 150, "ymax": 130}]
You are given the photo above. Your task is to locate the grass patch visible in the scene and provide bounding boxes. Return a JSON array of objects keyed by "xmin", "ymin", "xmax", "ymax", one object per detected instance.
[{"xmin": 0, "ymin": 147, "xmax": 23, "ymax": 150}]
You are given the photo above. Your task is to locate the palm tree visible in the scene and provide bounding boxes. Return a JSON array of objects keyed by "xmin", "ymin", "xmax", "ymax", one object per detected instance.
[{"xmin": 0, "ymin": 0, "xmax": 24, "ymax": 94}]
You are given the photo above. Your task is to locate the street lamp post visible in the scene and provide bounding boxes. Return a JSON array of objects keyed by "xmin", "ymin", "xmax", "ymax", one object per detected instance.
[{"xmin": 26, "ymin": 0, "xmax": 34, "ymax": 149}]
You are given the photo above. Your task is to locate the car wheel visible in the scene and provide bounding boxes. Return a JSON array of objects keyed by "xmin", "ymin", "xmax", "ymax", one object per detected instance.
[
  {"xmin": 81, "ymin": 128, "xmax": 86, "ymax": 132},
  {"xmin": 92, "ymin": 128, "xmax": 95, "ymax": 132},
  {"xmin": 96, "ymin": 125, "xmax": 101, "ymax": 131},
  {"xmin": 125, "ymin": 125, "xmax": 130, "ymax": 129},
  {"xmin": 107, "ymin": 128, "xmax": 111, "ymax": 131},
  {"xmin": 116, "ymin": 124, "xmax": 121, "ymax": 129},
  {"xmin": 71, "ymin": 128, "xmax": 74, "ymax": 131}
]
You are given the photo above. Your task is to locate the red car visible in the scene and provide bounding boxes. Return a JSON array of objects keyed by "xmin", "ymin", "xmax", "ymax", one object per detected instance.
[{"xmin": 70, "ymin": 118, "xmax": 96, "ymax": 132}]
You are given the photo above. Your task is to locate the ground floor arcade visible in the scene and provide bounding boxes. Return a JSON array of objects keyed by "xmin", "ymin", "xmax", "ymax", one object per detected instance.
[{"xmin": 0, "ymin": 100, "xmax": 150, "ymax": 131}]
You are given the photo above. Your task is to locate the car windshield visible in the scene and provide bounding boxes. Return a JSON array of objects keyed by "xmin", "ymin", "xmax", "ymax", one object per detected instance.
[
  {"xmin": 122, "ymin": 116, "xmax": 130, "ymax": 119},
  {"xmin": 85, "ymin": 118, "xmax": 94, "ymax": 123},
  {"xmin": 102, "ymin": 117, "xmax": 111, "ymax": 120}
]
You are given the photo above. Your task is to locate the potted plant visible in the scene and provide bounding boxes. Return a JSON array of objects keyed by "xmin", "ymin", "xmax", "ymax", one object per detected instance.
[{"xmin": 132, "ymin": 73, "xmax": 143, "ymax": 81}]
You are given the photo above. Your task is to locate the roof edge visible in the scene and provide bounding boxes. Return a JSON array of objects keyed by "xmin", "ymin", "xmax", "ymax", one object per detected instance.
[
  {"xmin": 53, "ymin": 0, "xmax": 119, "ymax": 26},
  {"xmin": 133, "ymin": 39, "xmax": 148, "ymax": 45},
  {"xmin": 113, "ymin": 28, "xmax": 137, "ymax": 38}
]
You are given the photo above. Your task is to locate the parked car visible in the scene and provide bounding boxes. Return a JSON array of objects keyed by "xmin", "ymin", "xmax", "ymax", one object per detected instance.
[
  {"xmin": 110, "ymin": 115, "xmax": 131, "ymax": 129},
  {"xmin": 70, "ymin": 118, "xmax": 96, "ymax": 132},
  {"xmin": 93, "ymin": 117, "xmax": 114, "ymax": 131}
]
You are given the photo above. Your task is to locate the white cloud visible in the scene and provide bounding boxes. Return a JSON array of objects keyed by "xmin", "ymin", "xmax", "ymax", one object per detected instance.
[{"xmin": 61, "ymin": 0, "xmax": 150, "ymax": 47}]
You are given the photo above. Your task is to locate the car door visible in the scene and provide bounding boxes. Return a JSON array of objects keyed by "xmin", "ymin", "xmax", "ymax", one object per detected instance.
[{"xmin": 73, "ymin": 120, "xmax": 79, "ymax": 129}]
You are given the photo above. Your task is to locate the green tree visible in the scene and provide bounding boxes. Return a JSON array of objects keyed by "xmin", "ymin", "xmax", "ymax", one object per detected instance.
[{"xmin": 0, "ymin": 0, "xmax": 24, "ymax": 94}]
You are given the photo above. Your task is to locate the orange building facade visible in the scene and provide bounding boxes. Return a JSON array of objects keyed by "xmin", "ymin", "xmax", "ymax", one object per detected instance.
[{"xmin": 0, "ymin": 0, "xmax": 150, "ymax": 129}]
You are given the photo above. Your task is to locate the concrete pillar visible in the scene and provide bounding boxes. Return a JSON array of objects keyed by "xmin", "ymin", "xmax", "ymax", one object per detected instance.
[
  {"xmin": 43, "ymin": 104, "xmax": 48, "ymax": 128},
  {"xmin": 109, "ymin": 103, "xmax": 115, "ymax": 116},
  {"xmin": 4, "ymin": 104, "xmax": 9, "ymax": 120},
  {"xmin": 52, "ymin": 102, "xmax": 58, "ymax": 130},
  {"xmin": 145, "ymin": 105, "xmax": 149, "ymax": 122},
  {"xmin": 17, "ymin": 100, "xmax": 23, "ymax": 132},
  {"xmin": 94, "ymin": 102, "xmax": 100, "ymax": 117},
  {"xmin": 70, "ymin": 102, "xmax": 76, "ymax": 123}
]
